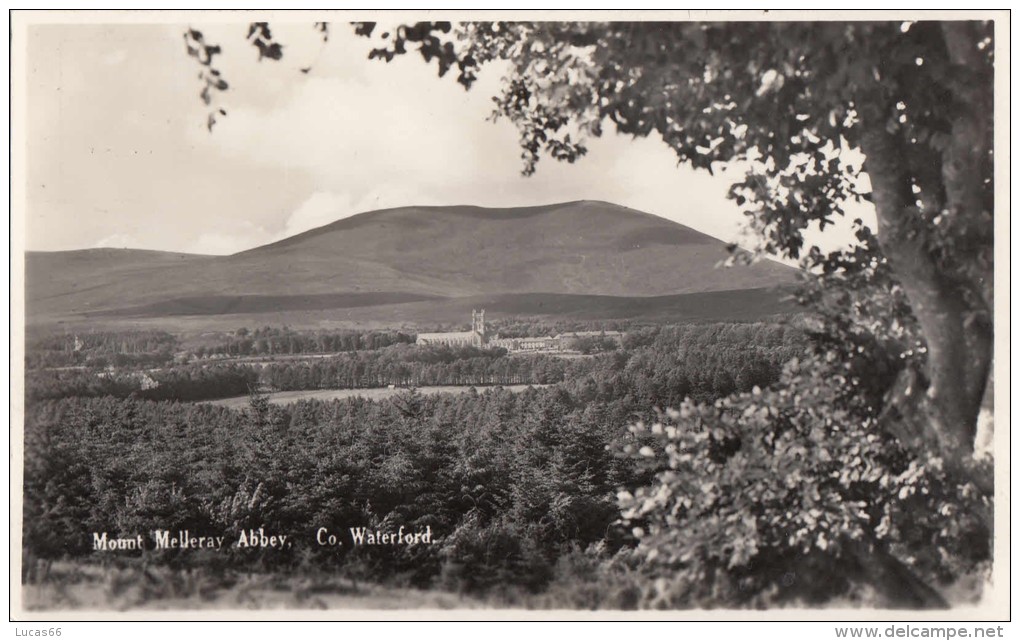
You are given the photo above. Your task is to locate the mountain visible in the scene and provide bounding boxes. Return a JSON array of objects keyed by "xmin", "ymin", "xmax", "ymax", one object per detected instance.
[{"xmin": 26, "ymin": 201, "xmax": 801, "ymax": 327}]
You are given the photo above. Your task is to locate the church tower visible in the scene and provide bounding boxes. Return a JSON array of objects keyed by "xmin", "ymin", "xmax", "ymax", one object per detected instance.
[{"xmin": 470, "ymin": 309, "xmax": 487, "ymax": 347}]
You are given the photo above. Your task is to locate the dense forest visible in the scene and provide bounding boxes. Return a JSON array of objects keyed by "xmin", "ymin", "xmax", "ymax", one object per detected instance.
[
  {"xmin": 24, "ymin": 385, "xmax": 642, "ymax": 592},
  {"xmin": 19, "ymin": 16, "xmax": 998, "ymax": 612},
  {"xmin": 188, "ymin": 327, "xmax": 417, "ymax": 358},
  {"xmin": 23, "ymin": 321, "xmax": 807, "ymax": 604},
  {"xmin": 25, "ymin": 330, "xmax": 179, "ymax": 369},
  {"xmin": 24, "ymin": 328, "xmax": 419, "ymax": 368},
  {"xmin": 24, "ymin": 318, "xmax": 987, "ymax": 607},
  {"xmin": 24, "ymin": 321, "xmax": 666, "ymax": 369},
  {"xmin": 25, "ymin": 323, "xmax": 799, "ymax": 405}
]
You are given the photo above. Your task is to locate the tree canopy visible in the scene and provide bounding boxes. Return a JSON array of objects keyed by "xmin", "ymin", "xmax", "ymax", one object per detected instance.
[
  {"xmin": 190, "ymin": 20, "xmax": 995, "ymax": 462},
  {"xmin": 346, "ymin": 20, "xmax": 995, "ymax": 472},
  {"xmin": 184, "ymin": 18, "xmax": 998, "ymax": 607}
]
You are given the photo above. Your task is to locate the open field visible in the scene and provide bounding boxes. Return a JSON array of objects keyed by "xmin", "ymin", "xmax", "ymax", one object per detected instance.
[
  {"xmin": 29, "ymin": 287, "xmax": 800, "ymax": 333},
  {"xmin": 203, "ymin": 384, "xmax": 550, "ymax": 409}
]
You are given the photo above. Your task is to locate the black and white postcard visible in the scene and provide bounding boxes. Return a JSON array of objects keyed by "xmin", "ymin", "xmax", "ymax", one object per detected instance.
[{"xmin": 9, "ymin": 9, "xmax": 1010, "ymax": 623}]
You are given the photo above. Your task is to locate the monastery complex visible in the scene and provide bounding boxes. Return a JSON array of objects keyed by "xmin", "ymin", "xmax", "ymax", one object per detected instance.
[{"xmin": 416, "ymin": 310, "xmax": 623, "ymax": 354}]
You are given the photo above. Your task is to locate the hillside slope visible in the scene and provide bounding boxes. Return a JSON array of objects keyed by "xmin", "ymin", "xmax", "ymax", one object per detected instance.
[
  {"xmin": 237, "ymin": 200, "xmax": 797, "ymax": 297},
  {"xmin": 26, "ymin": 201, "xmax": 801, "ymax": 324}
]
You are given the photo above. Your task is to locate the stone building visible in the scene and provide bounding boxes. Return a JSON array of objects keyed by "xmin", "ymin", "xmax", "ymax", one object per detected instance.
[
  {"xmin": 416, "ymin": 311, "xmax": 625, "ymax": 354},
  {"xmin": 416, "ymin": 309, "xmax": 488, "ymax": 348},
  {"xmin": 488, "ymin": 335, "xmax": 559, "ymax": 352}
]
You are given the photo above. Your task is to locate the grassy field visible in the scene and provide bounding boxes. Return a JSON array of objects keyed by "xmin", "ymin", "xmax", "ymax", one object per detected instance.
[{"xmin": 203, "ymin": 384, "xmax": 549, "ymax": 409}]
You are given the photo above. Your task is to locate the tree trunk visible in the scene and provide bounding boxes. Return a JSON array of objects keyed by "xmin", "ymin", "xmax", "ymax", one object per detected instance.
[
  {"xmin": 940, "ymin": 21, "xmax": 995, "ymax": 314},
  {"xmin": 857, "ymin": 120, "xmax": 989, "ymax": 468},
  {"xmin": 938, "ymin": 22, "xmax": 996, "ymax": 456}
]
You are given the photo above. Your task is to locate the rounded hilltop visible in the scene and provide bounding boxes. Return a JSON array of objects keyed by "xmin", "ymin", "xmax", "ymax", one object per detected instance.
[
  {"xmin": 27, "ymin": 200, "xmax": 801, "ymax": 324},
  {"xmin": 224, "ymin": 199, "xmax": 799, "ymax": 298}
]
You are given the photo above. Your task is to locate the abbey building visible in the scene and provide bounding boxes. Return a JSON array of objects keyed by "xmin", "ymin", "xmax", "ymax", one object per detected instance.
[
  {"xmin": 416, "ymin": 310, "xmax": 624, "ymax": 354},
  {"xmin": 416, "ymin": 309, "xmax": 489, "ymax": 348}
]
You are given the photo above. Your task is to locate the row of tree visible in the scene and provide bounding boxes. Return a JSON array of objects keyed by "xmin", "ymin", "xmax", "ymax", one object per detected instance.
[
  {"xmin": 25, "ymin": 330, "xmax": 178, "ymax": 370},
  {"xmin": 25, "ymin": 322, "xmax": 803, "ymax": 405},
  {"xmin": 26, "ymin": 365, "xmax": 259, "ymax": 404},
  {"xmin": 194, "ymin": 327, "xmax": 417, "ymax": 358}
]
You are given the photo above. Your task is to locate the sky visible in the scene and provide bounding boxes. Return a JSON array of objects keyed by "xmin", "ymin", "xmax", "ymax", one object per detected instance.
[{"xmin": 25, "ymin": 21, "xmax": 875, "ymax": 257}]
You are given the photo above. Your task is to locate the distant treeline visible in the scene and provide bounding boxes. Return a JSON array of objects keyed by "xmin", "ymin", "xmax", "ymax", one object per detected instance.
[
  {"xmin": 472, "ymin": 318, "xmax": 633, "ymax": 339},
  {"xmin": 25, "ymin": 320, "xmax": 793, "ymax": 369},
  {"xmin": 260, "ymin": 345, "xmax": 561, "ymax": 390},
  {"xmin": 193, "ymin": 327, "xmax": 416, "ymax": 358},
  {"xmin": 25, "ymin": 330, "xmax": 178, "ymax": 369},
  {"xmin": 25, "ymin": 322, "xmax": 805, "ymax": 406},
  {"xmin": 190, "ymin": 324, "xmax": 640, "ymax": 357},
  {"xmin": 26, "ymin": 365, "xmax": 260, "ymax": 404},
  {"xmin": 24, "ymin": 327, "xmax": 422, "ymax": 369}
]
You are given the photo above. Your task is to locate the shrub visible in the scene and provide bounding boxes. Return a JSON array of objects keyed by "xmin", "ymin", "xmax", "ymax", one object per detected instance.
[
  {"xmin": 614, "ymin": 356, "xmax": 991, "ymax": 609},
  {"xmin": 437, "ymin": 513, "xmax": 553, "ymax": 594}
]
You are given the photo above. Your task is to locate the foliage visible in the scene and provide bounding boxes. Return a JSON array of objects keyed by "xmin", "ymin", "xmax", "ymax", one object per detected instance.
[
  {"xmin": 26, "ymin": 330, "xmax": 178, "ymax": 370},
  {"xmin": 350, "ymin": 19, "xmax": 995, "ymax": 470},
  {"xmin": 26, "ymin": 364, "xmax": 259, "ymax": 404},
  {"xmin": 191, "ymin": 18, "xmax": 995, "ymax": 465},
  {"xmin": 565, "ymin": 335, "xmax": 618, "ymax": 355},
  {"xmin": 22, "ymin": 321, "xmax": 801, "ymax": 597},
  {"xmin": 23, "ymin": 315, "xmax": 989, "ymax": 607},
  {"xmin": 27, "ymin": 321, "xmax": 800, "ymax": 404},
  {"xmin": 22, "ymin": 388, "xmax": 620, "ymax": 589},
  {"xmin": 615, "ymin": 353, "xmax": 990, "ymax": 608},
  {"xmin": 437, "ymin": 513, "xmax": 553, "ymax": 594},
  {"xmin": 129, "ymin": 18, "xmax": 1006, "ymax": 607},
  {"xmin": 342, "ymin": 19, "xmax": 997, "ymax": 607},
  {"xmin": 187, "ymin": 327, "xmax": 416, "ymax": 359}
]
